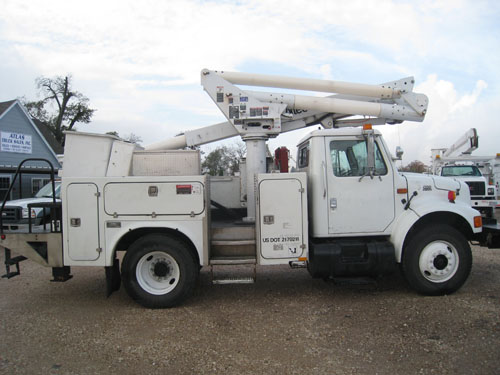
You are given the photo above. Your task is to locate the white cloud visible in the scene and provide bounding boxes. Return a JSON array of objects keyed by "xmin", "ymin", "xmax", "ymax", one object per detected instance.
[
  {"xmin": 381, "ymin": 74, "xmax": 497, "ymax": 165},
  {"xmin": 0, "ymin": 0, "xmax": 499, "ymax": 162}
]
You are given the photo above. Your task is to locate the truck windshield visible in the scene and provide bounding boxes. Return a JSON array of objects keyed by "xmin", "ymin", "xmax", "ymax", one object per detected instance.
[
  {"xmin": 35, "ymin": 182, "xmax": 61, "ymax": 199},
  {"xmin": 441, "ymin": 166, "xmax": 482, "ymax": 177}
]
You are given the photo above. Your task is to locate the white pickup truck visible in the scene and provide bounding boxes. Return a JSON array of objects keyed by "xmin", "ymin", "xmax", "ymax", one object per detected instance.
[{"xmin": 1, "ymin": 181, "xmax": 61, "ymax": 230}]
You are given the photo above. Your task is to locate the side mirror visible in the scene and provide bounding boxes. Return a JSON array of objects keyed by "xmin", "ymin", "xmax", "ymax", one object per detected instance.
[
  {"xmin": 394, "ymin": 146, "xmax": 404, "ymax": 161},
  {"xmin": 362, "ymin": 129, "xmax": 375, "ymax": 178}
]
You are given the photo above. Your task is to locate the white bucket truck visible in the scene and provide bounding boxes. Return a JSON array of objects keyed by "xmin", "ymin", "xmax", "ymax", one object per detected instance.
[
  {"xmin": 1, "ymin": 69, "xmax": 498, "ymax": 308},
  {"xmin": 431, "ymin": 128, "xmax": 498, "ymax": 217}
]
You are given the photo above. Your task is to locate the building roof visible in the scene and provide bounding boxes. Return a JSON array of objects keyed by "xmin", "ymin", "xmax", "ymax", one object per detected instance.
[
  {"xmin": 1, "ymin": 100, "xmax": 63, "ymax": 154},
  {"xmin": 32, "ymin": 119, "xmax": 64, "ymax": 154},
  {"xmin": 0, "ymin": 100, "xmax": 16, "ymax": 116},
  {"xmin": 0, "ymin": 99, "xmax": 62, "ymax": 167}
]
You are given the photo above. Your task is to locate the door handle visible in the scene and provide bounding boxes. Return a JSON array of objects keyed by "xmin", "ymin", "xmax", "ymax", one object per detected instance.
[
  {"xmin": 330, "ymin": 198, "xmax": 337, "ymax": 210},
  {"xmin": 70, "ymin": 218, "xmax": 81, "ymax": 227},
  {"xmin": 321, "ymin": 161, "xmax": 327, "ymax": 198}
]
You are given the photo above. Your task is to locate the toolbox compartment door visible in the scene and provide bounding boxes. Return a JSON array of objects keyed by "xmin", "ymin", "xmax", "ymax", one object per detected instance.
[
  {"xmin": 258, "ymin": 174, "xmax": 307, "ymax": 261},
  {"xmin": 66, "ymin": 183, "xmax": 101, "ymax": 261},
  {"xmin": 103, "ymin": 181, "xmax": 205, "ymax": 216}
]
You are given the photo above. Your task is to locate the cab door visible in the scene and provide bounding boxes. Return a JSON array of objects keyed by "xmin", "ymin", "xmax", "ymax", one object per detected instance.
[{"xmin": 325, "ymin": 135, "xmax": 395, "ymax": 235}]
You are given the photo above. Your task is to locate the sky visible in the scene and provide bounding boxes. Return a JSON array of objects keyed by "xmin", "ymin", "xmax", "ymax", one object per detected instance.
[{"xmin": 1, "ymin": 0, "xmax": 499, "ymax": 166}]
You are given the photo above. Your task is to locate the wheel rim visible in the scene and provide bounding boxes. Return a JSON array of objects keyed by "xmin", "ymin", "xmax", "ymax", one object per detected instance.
[
  {"xmin": 136, "ymin": 251, "xmax": 180, "ymax": 295},
  {"xmin": 419, "ymin": 240, "xmax": 459, "ymax": 283}
]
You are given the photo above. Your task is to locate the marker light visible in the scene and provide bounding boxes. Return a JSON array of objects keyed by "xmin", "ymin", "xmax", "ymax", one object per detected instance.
[
  {"xmin": 474, "ymin": 216, "xmax": 482, "ymax": 228},
  {"xmin": 363, "ymin": 124, "xmax": 372, "ymax": 130},
  {"xmin": 397, "ymin": 188, "xmax": 408, "ymax": 194},
  {"xmin": 448, "ymin": 191, "xmax": 456, "ymax": 202},
  {"xmin": 435, "ymin": 155, "xmax": 441, "ymax": 159}
]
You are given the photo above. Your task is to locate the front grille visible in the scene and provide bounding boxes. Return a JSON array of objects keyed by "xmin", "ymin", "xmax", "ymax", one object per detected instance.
[
  {"xmin": 1, "ymin": 207, "xmax": 22, "ymax": 222},
  {"xmin": 465, "ymin": 181, "xmax": 485, "ymax": 196}
]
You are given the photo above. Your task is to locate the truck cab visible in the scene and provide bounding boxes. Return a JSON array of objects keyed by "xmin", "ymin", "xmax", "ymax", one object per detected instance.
[{"xmin": 298, "ymin": 126, "xmax": 482, "ymax": 295}]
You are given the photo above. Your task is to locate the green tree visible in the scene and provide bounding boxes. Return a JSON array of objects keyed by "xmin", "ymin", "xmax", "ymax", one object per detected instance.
[
  {"xmin": 21, "ymin": 75, "xmax": 95, "ymax": 145},
  {"xmin": 202, "ymin": 143, "xmax": 245, "ymax": 176}
]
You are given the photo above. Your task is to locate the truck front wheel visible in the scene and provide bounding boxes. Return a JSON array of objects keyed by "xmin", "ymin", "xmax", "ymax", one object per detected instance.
[
  {"xmin": 402, "ymin": 225, "xmax": 472, "ymax": 295},
  {"xmin": 121, "ymin": 234, "xmax": 198, "ymax": 308}
]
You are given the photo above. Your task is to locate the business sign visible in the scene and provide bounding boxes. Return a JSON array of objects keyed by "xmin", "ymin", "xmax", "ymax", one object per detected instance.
[{"xmin": 1, "ymin": 132, "xmax": 32, "ymax": 154}]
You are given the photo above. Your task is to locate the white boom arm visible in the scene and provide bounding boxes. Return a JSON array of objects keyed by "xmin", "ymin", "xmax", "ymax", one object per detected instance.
[
  {"xmin": 146, "ymin": 69, "xmax": 429, "ymax": 221},
  {"xmin": 431, "ymin": 128, "xmax": 479, "ymax": 174},
  {"xmin": 443, "ymin": 128, "xmax": 479, "ymax": 157},
  {"xmin": 147, "ymin": 69, "xmax": 428, "ymax": 150}
]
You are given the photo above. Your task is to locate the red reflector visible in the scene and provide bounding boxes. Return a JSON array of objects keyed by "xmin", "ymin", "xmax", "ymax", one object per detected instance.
[
  {"xmin": 474, "ymin": 216, "xmax": 482, "ymax": 228},
  {"xmin": 176, "ymin": 185, "xmax": 192, "ymax": 195},
  {"xmin": 1, "ymin": 234, "xmax": 5, "ymax": 240},
  {"xmin": 448, "ymin": 191, "xmax": 456, "ymax": 201}
]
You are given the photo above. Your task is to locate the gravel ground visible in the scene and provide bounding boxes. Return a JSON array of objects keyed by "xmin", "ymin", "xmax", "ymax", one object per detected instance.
[{"xmin": 0, "ymin": 244, "xmax": 499, "ymax": 375}]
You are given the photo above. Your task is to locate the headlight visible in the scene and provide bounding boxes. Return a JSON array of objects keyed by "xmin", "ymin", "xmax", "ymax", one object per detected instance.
[
  {"xmin": 488, "ymin": 187, "xmax": 495, "ymax": 195},
  {"xmin": 22, "ymin": 208, "xmax": 36, "ymax": 218}
]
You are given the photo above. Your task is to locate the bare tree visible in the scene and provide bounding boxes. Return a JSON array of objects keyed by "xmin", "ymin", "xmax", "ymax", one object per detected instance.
[
  {"xmin": 22, "ymin": 75, "xmax": 95, "ymax": 145},
  {"xmin": 399, "ymin": 160, "xmax": 427, "ymax": 173},
  {"xmin": 122, "ymin": 133, "xmax": 143, "ymax": 145},
  {"xmin": 105, "ymin": 131, "xmax": 143, "ymax": 145}
]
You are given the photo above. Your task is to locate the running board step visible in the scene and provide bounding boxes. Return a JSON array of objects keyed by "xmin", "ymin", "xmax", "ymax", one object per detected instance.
[
  {"xmin": 212, "ymin": 277, "xmax": 255, "ymax": 285},
  {"xmin": 210, "ymin": 257, "xmax": 256, "ymax": 265},
  {"xmin": 211, "ymin": 240, "xmax": 256, "ymax": 246},
  {"xmin": 210, "ymin": 257, "xmax": 257, "ymax": 284}
]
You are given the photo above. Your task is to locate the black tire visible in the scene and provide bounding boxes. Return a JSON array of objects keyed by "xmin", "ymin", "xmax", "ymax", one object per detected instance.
[
  {"xmin": 402, "ymin": 225, "xmax": 472, "ymax": 296},
  {"xmin": 121, "ymin": 234, "xmax": 198, "ymax": 308}
]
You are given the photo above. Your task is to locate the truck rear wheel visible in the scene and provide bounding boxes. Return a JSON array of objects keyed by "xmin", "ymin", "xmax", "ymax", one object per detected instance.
[
  {"xmin": 402, "ymin": 225, "xmax": 472, "ymax": 295},
  {"xmin": 121, "ymin": 234, "xmax": 198, "ymax": 308}
]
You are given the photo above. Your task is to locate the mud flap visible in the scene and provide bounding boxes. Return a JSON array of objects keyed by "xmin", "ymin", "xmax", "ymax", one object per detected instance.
[
  {"xmin": 105, "ymin": 258, "xmax": 121, "ymax": 297},
  {"xmin": 51, "ymin": 266, "xmax": 73, "ymax": 282}
]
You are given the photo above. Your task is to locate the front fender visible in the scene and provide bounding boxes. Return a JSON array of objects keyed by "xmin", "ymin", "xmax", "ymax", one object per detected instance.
[{"xmin": 390, "ymin": 200, "xmax": 479, "ymax": 263}]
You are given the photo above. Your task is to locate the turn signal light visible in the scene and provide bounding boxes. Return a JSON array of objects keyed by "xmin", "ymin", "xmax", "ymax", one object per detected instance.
[
  {"xmin": 448, "ymin": 191, "xmax": 456, "ymax": 202},
  {"xmin": 474, "ymin": 216, "xmax": 482, "ymax": 228}
]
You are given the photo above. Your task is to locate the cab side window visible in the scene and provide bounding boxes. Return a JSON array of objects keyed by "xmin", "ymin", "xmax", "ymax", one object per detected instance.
[
  {"xmin": 298, "ymin": 143, "xmax": 310, "ymax": 168},
  {"xmin": 330, "ymin": 139, "xmax": 387, "ymax": 177}
]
